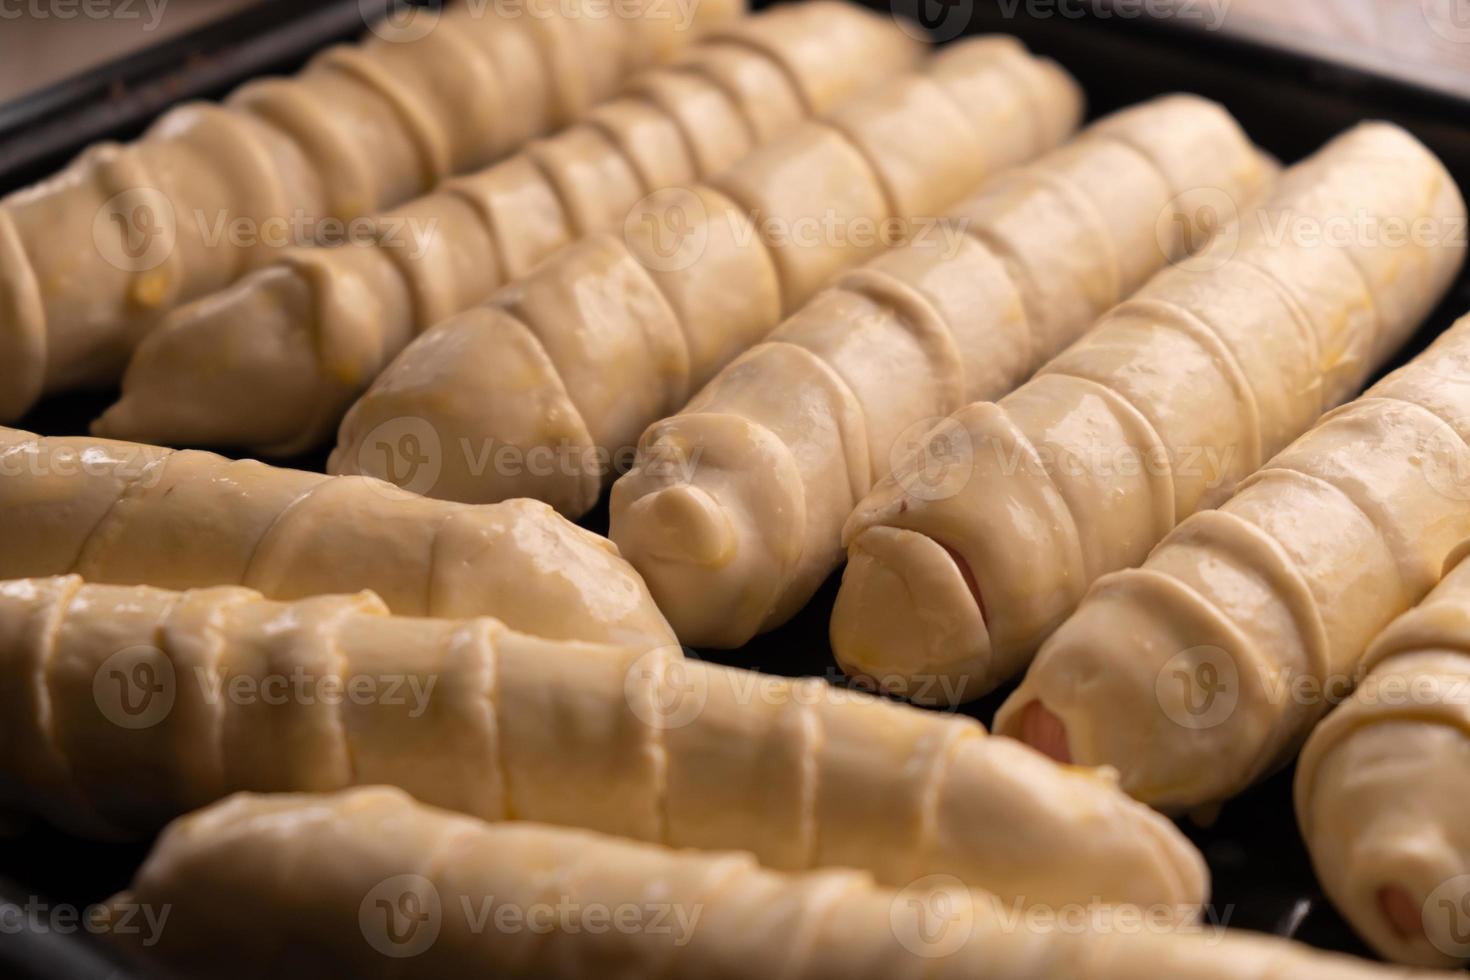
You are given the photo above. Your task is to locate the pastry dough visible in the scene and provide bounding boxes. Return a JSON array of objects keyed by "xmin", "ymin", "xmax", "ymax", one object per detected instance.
[
  {"xmin": 0, "ymin": 0, "xmax": 742, "ymax": 421},
  {"xmin": 0, "ymin": 427, "xmax": 673, "ymax": 649},
  {"xmin": 835, "ymin": 122, "xmax": 1466, "ymax": 705},
  {"xmin": 1000, "ymin": 309, "xmax": 1470, "ymax": 811},
  {"xmin": 328, "ymin": 37, "xmax": 1085, "ymax": 516},
  {"xmin": 93, "ymin": 3, "xmax": 924, "ymax": 455},
  {"xmin": 1297, "ymin": 536, "xmax": 1470, "ymax": 968},
  {"xmin": 0, "ymin": 575, "xmax": 1206, "ymax": 915},
  {"xmin": 111, "ymin": 787, "xmax": 1426, "ymax": 980},
  {"xmin": 608, "ymin": 95, "xmax": 1271, "ymax": 648}
]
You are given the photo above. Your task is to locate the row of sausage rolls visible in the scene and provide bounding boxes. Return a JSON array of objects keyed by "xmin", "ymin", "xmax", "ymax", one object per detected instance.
[
  {"xmin": 0, "ymin": 0, "xmax": 741, "ymax": 420},
  {"xmin": 0, "ymin": 575, "xmax": 1205, "ymax": 914},
  {"xmin": 1000, "ymin": 306, "xmax": 1470, "ymax": 811},
  {"xmin": 94, "ymin": 2, "xmax": 924, "ymax": 455},
  {"xmin": 0, "ymin": 427, "xmax": 674, "ymax": 648},
  {"xmin": 111, "ymin": 787, "xmax": 1444, "ymax": 980},
  {"xmin": 608, "ymin": 94, "xmax": 1271, "ymax": 648},
  {"xmin": 1298, "ymin": 515, "xmax": 1470, "ymax": 966},
  {"xmin": 831, "ymin": 121, "xmax": 1466, "ymax": 705},
  {"xmin": 325, "ymin": 36, "xmax": 1085, "ymax": 516}
]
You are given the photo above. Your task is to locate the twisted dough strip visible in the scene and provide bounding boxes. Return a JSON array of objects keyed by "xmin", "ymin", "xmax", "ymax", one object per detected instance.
[
  {"xmin": 999, "ymin": 310, "xmax": 1470, "ymax": 811},
  {"xmin": 0, "ymin": 575, "xmax": 1205, "ymax": 915},
  {"xmin": 0, "ymin": 0, "xmax": 741, "ymax": 420},
  {"xmin": 607, "ymin": 95, "xmax": 1271, "ymax": 648},
  {"xmin": 0, "ymin": 427, "xmax": 672, "ymax": 649},
  {"xmin": 836, "ymin": 122, "xmax": 1467, "ymax": 705},
  {"xmin": 1296, "ymin": 536, "xmax": 1470, "ymax": 968},
  {"xmin": 113, "ymin": 788, "xmax": 1433, "ymax": 980},
  {"xmin": 94, "ymin": 3, "xmax": 923, "ymax": 456},
  {"xmin": 328, "ymin": 36, "xmax": 1084, "ymax": 517}
]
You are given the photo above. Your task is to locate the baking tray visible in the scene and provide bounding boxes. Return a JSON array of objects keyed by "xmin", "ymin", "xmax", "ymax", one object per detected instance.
[{"xmin": 5, "ymin": 0, "xmax": 1470, "ymax": 975}]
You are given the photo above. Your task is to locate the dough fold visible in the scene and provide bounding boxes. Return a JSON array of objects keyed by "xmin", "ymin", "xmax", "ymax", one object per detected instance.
[
  {"xmin": 999, "ymin": 309, "xmax": 1470, "ymax": 810},
  {"xmin": 111, "ymin": 787, "xmax": 1434, "ymax": 980},
  {"xmin": 0, "ymin": 0, "xmax": 742, "ymax": 420},
  {"xmin": 94, "ymin": 2, "xmax": 923, "ymax": 454},
  {"xmin": 1296, "ymin": 534, "xmax": 1470, "ymax": 968},
  {"xmin": 328, "ymin": 36, "xmax": 1085, "ymax": 516},
  {"xmin": 0, "ymin": 427, "xmax": 673, "ymax": 649},
  {"xmin": 609, "ymin": 95, "xmax": 1270, "ymax": 648},
  {"xmin": 836, "ymin": 122, "xmax": 1465, "ymax": 704},
  {"xmin": 0, "ymin": 575, "xmax": 1204, "ymax": 916}
]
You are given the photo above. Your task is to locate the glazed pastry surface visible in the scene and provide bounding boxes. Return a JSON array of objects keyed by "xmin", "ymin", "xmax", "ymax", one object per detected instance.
[
  {"xmin": 1298, "ymin": 534, "xmax": 1470, "ymax": 967},
  {"xmin": 0, "ymin": 0, "xmax": 741, "ymax": 419},
  {"xmin": 609, "ymin": 94, "xmax": 1271, "ymax": 648},
  {"xmin": 835, "ymin": 122, "xmax": 1466, "ymax": 704},
  {"xmin": 0, "ymin": 427, "xmax": 673, "ymax": 649},
  {"xmin": 113, "ymin": 787, "xmax": 1440, "ymax": 980},
  {"xmin": 327, "ymin": 36, "xmax": 1084, "ymax": 515},
  {"xmin": 94, "ymin": 3, "xmax": 923, "ymax": 455},
  {"xmin": 1001, "ymin": 310, "xmax": 1470, "ymax": 810},
  {"xmin": 0, "ymin": 575, "xmax": 1204, "ymax": 916}
]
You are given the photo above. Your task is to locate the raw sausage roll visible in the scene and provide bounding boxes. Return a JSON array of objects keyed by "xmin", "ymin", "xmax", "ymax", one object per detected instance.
[
  {"xmin": 1297, "ymin": 537, "xmax": 1470, "ymax": 968},
  {"xmin": 0, "ymin": 427, "xmax": 673, "ymax": 648},
  {"xmin": 608, "ymin": 95, "xmax": 1271, "ymax": 648},
  {"xmin": 327, "ymin": 37, "xmax": 1085, "ymax": 517},
  {"xmin": 834, "ymin": 122, "xmax": 1466, "ymax": 705},
  {"xmin": 0, "ymin": 576, "xmax": 1205, "ymax": 915},
  {"xmin": 0, "ymin": 0, "xmax": 742, "ymax": 421},
  {"xmin": 1000, "ymin": 310, "xmax": 1470, "ymax": 811},
  {"xmin": 94, "ymin": 3, "xmax": 924, "ymax": 455},
  {"xmin": 112, "ymin": 788, "xmax": 1433, "ymax": 980}
]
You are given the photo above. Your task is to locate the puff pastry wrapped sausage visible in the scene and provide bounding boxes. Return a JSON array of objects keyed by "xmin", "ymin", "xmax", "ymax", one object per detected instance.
[
  {"xmin": 327, "ymin": 36, "xmax": 1084, "ymax": 516},
  {"xmin": 1296, "ymin": 534, "xmax": 1470, "ymax": 968},
  {"xmin": 607, "ymin": 95, "xmax": 1271, "ymax": 648},
  {"xmin": 0, "ymin": 427, "xmax": 672, "ymax": 648},
  {"xmin": 94, "ymin": 3, "xmax": 924, "ymax": 454},
  {"xmin": 834, "ymin": 122, "xmax": 1466, "ymax": 704},
  {"xmin": 0, "ymin": 0, "xmax": 741, "ymax": 420},
  {"xmin": 0, "ymin": 575, "xmax": 1204, "ymax": 915},
  {"xmin": 112, "ymin": 787, "xmax": 1438, "ymax": 980},
  {"xmin": 1000, "ymin": 310, "xmax": 1470, "ymax": 811}
]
